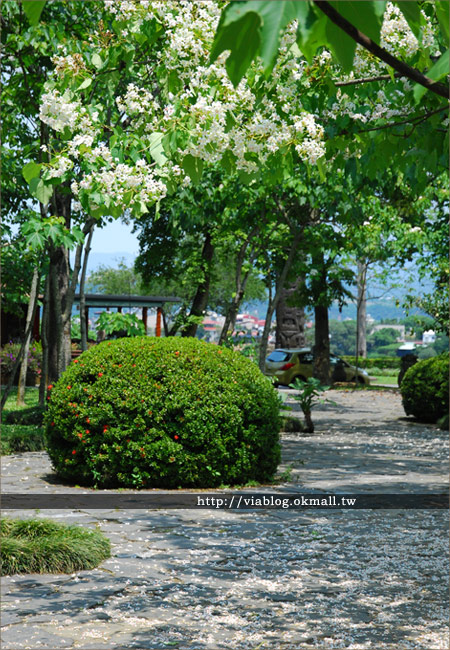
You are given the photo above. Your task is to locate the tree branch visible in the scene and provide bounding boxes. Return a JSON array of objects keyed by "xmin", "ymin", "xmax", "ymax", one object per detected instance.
[
  {"xmin": 314, "ymin": 1, "xmax": 449, "ymax": 100},
  {"xmin": 335, "ymin": 73, "xmax": 401, "ymax": 87}
]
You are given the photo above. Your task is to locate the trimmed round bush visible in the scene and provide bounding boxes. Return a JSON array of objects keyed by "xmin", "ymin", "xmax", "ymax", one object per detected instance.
[
  {"xmin": 0, "ymin": 517, "xmax": 110, "ymax": 575},
  {"xmin": 400, "ymin": 354, "xmax": 449, "ymax": 423},
  {"xmin": 44, "ymin": 337, "xmax": 281, "ymax": 488}
]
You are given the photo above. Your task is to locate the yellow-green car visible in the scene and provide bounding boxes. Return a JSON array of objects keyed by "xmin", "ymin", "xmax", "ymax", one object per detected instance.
[{"xmin": 264, "ymin": 348, "xmax": 370, "ymax": 386}]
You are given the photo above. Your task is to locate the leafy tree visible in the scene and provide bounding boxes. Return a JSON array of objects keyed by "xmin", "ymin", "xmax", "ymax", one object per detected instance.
[
  {"xmin": 86, "ymin": 258, "xmax": 145, "ymax": 295},
  {"xmin": 211, "ymin": 1, "xmax": 448, "ymax": 184},
  {"xmin": 368, "ymin": 327, "xmax": 399, "ymax": 352},
  {"xmin": 329, "ymin": 320, "xmax": 357, "ymax": 356}
]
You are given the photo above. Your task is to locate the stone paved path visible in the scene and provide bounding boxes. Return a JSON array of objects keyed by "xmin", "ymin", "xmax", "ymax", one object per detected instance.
[{"xmin": 1, "ymin": 389, "xmax": 449, "ymax": 649}]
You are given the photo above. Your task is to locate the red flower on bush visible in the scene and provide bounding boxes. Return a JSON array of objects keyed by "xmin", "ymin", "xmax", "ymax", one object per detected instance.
[
  {"xmin": 85, "ymin": 429, "xmax": 90, "ymax": 434},
  {"xmin": 174, "ymin": 435, "xmax": 179, "ymax": 440},
  {"xmin": 48, "ymin": 384, "xmax": 53, "ymax": 390},
  {"xmin": 98, "ymin": 372, "xmax": 103, "ymax": 377},
  {"xmin": 73, "ymin": 359, "xmax": 79, "ymax": 363},
  {"xmin": 67, "ymin": 385, "xmax": 71, "ymax": 389},
  {"xmin": 72, "ymin": 450, "xmax": 76, "ymax": 455}
]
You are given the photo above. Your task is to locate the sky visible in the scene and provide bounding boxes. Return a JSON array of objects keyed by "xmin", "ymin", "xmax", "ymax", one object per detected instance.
[
  {"xmin": 69, "ymin": 219, "xmax": 140, "ymax": 272},
  {"xmin": 90, "ymin": 219, "xmax": 139, "ymax": 256}
]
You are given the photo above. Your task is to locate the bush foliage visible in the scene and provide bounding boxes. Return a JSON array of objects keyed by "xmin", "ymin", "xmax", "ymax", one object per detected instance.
[
  {"xmin": 400, "ymin": 354, "xmax": 449, "ymax": 423},
  {"xmin": 0, "ymin": 518, "xmax": 110, "ymax": 575},
  {"xmin": 44, "ymin": 337, "xmax": 281, "ymax": 488}
]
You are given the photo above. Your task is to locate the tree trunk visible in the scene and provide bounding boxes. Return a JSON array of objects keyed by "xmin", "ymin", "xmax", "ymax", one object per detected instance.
[
  {"xmin": 17, "ymin": 267, "xmax": 40, "ymax": 406},
  {"xmin": 80, "ymin": 226, "xmax": 95, "ymax": 351},
  {"xmin": 303, "ymin": 410, "xmax": 314, "ymax": 433},
  {"xmin": 258, "ymin": 228, "xmax": 303, "ymax": 371},
  {"xmin": 182, "ymin": 231, "xmax": 215, "ymax": 338},
  {"xmin": 0, "ymin": 282, "xmax": 41, "ymax": 410},
  {"xmin": 39, "ymin": 274, "xmax": 50, "ymax": 407},
  {"xmin": 356, "ymin": 260, "xmax": 367, "ymax": 359},
  {"xmin": 313, "ymin": 304, "xmax": 331, "ymax": 384},
  {"xmin": 276, "ymin": 280, "xmax": 306, "ymax": 349},
  {"xmin": 219, "ymin": 228, "xmax": 259, "ymax": 345}
]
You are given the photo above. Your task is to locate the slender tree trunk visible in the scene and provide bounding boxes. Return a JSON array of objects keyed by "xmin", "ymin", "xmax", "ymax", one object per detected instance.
[
  {"xmin": 303, "ymin": 410, "xmax": 314, "ymax": 434},
  {"xmin": 39, "ymin": 274, "xmax": 50, "ymax": 407},
  {"xmin": 356, "ymin": 260, "xmax": 367, "ymax": 373},
  {"xmin": 79, "ymin": 226, "xmax": 95, "ymax": 351},
  {"xmin": 16, "ymin": 267, "xmax": 40, "ymax": 406},
  {"xmin": 219, "ymin": 270, "xmax": 252, "ymax": 344},
  {"xmin": 182, "ymin": 232, "xmax": 215, "ymax": 338},
  {"xmin": 313, "ymin": 304, "xmax": 331, "ymax": 384},
  {"xmin": 258, "ymin": 228, "xmax": 303, "ymax": 371},
  {"xmin": 219, "ymin": 228, "xmax": 259, "ymax": 345},
  {"xmin": 0, "ymin": 288, "xmax": 40, "ymax": 410}
]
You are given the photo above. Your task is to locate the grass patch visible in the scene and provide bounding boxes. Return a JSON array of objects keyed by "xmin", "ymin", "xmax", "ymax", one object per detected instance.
[
  {"xmin": 330, "ymin": 383, "xmax": 399, "ymax": 392},
  {"xmin": 1, "ymin": 387, "xmax": 39, "ymax": 413},
  {"xmin": 1, "ymin": 388, "xmax": 45, "ymax": 455},
  {"xmin": 1, "ymin": 425, "xmax": 46, "ymax": 454},
  {"xmin": 370, "ymin": 375, "xmax": 399, "ymax": 386},
  {"xmin": 0, "ymin": 517, "xmax": 111, "ymax": 575}
]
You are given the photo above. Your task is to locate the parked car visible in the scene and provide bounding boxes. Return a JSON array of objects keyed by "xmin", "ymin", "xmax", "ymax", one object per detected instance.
[{"xmin": 264, "ymin": 348, "xmax": 370, "ymax": 386}]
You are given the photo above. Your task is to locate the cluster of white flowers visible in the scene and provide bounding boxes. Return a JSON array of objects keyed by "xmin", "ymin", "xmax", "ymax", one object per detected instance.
[
  {"xmin": 40, "ymin": 89, "xmax": 93, "ymax": 133},
  {"xmin": 116, "ymin": 84, "xmax": 157, "ymax": 116},
  {"xmin": 381, "ymin": 2, "xmax": 419, "ymax": 57},
  {"xmin": 52, "ymin": 53, "xmax": 86, "ymax": 76},
  {"xmin": 40, "ymin": 0, "xmax": 441, "ymax": 214},
  {"xmin": 45, "ymin": 156, "xmax": 74, "ymax": 179},
  {"xmin": 104, "ymin": 0, "xmax": 327, "ymax": 171},
  {"xmin": 73, "ymin": 159, "xmax": 167, "ymax": 208}
]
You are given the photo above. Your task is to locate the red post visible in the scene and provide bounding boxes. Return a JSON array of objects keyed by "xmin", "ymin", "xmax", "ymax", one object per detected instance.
[{"xmin": 156, "ymin": 307, "xmax": 162, "ymax": 337}]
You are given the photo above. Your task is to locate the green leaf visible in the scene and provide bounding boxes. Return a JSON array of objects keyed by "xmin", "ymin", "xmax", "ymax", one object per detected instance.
[
  {"xmin": 148, "ymin": 132, "xmax": 167, "ymax": 166},
  {"xmin": 210, "ymin": 5, "xmax": 262, "ymax": 87},
  {"xmin": 435, "ymin": 1, "xmax": 450, "ymax": 46},
  {"xmin": 91, "ymin": 53, "xmax": 103, "ymax": 70},
  {"xmin": 22, "ymin": 161, "xmax": 42, "ymax": 184},
  {"xmin": 329, "ymin": 1, "xmax": 385, "ymax": 43},
  {"xmin": 24, "ymin": 229, "xmax": 46, "ymax": 250},
  {"xmin": 316, "ymin": 157, "xmax": 326, "ymax": 182},
  {"xmin": 244, "ymin": 1, "xmax": 300, "ymax": 72},
  {"xmin": 295, "ymin": 4, "xmax": 328, "ymax": 63},
  {"xmin": 413, "ymin": 49, "xmax": 449, "ymax": 102},
  {"xmin": 325, "ymin": 17, "xmax": 356, "ymax": 71},
  {"xmin": 29, "ymin": 177, "xmax": 53, "ymax": 205},
  {"xmin": 78, "ymin": 77, "xmax": 93, "ymax": 91},
  {"xmin": 394, "ymin": 1, "xmax": 421, "ymax": 38},
  {"xmin": 21, "ymin": 0, "xmax": 46, "ymax": 25},
  {"xmin": 182, "ymin": 154, "xmax": 204, "ymax": 184}
]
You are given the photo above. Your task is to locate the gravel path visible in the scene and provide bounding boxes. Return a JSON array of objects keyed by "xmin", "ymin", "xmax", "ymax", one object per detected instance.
[{"xmin": 1, "ymin": 389, "xmax": 448, "ymax": 649}]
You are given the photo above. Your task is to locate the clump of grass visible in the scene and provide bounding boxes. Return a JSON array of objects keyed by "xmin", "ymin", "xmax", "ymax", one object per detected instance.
[
  {"xmin": 280, "ymin": 415, "xmax": 304, "ymax": 433},
  {"xmin": 0, "ymin": 517, "xmax": 111, "ymax": 575},
  {"xmin": 1, "ymin": 425, "xmax": 45, "ymax": 454},
  {"xmin": 1, "ymin": 389, "xmax": 45, "ymax": 456},
  {"xmin": 4, "ymin": 405, "xmax": 45, "ymax": 426}
]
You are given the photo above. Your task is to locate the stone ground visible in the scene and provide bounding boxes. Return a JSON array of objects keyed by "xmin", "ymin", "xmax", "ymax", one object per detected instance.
[{"xmin": 1, "ymin": 388, "xmax": 449, "ymax": 650}]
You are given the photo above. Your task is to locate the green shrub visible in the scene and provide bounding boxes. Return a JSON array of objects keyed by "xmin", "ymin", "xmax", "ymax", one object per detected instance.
[
  {"xmin": 0, "ymin": 517, "xmax": 110, "ymax": 575},
  {"xmin": 400, "ymin": 354, "xmax": 449, "ymax": 423},
  {"xmin": 44, "ymin": 337, "xmax": 281, "ymax": 488}
]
